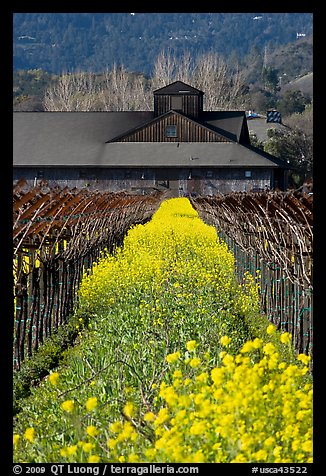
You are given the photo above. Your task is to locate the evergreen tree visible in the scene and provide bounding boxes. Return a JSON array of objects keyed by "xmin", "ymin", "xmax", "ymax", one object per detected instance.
[{"xmin": 262, "ymin": 67, "xmax": 280, "ymax": 93}]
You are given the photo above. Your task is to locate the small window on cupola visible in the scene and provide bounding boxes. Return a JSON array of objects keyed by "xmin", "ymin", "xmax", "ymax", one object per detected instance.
[{"xmin": 171, "ymin": 95, "xmax": 183, "ymax": 110}]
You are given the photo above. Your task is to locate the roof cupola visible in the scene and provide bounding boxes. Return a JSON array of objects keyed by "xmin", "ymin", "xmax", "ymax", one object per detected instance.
[{"xmin": 153, "ymin": 80, "xmax": 204, "ymax": 118}]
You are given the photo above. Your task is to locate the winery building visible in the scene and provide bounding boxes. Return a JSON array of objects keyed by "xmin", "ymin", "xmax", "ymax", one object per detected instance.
[{"xmin": 13, "ymin": 81, "xmax": 289, "ymax": 196}]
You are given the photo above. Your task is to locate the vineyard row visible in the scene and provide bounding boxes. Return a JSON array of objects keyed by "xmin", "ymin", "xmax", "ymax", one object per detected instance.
[
  {"xmin": 13, "ymin": 181, "xmax": 313, "ymax": 369},
  {"xmin": 13, "ymin": 180, "xmax": 164, "ymax": 369},
  {"xmin": 190, "ymin": 190, "xmax": 313, "ymax": 356}
]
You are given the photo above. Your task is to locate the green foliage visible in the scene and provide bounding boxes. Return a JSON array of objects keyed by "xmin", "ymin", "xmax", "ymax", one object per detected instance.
[
  {"xmin": 248, "ymin": 89, "xmax": 278, "ymax": 114},
  {"xmin": 249, "ymin": 131, "xmax": 265, "ymax": 150},
  {"xmin": 13, "ymin": 69, "xmax": 55, "ymax": 99},
  {"xmin": 277, "ymin": 90, "xmax": 311, "ymax": 116},
  {"xmin": 262, "ymin": 67, "xmax": 280, "ymax": 93},
  {"xmin": 13, "ymin": 311, "xmax": 89, "ymax": 415},
  {"xmin": 264, "ymin": 123, "xmax": 313, "ymax": 187}
]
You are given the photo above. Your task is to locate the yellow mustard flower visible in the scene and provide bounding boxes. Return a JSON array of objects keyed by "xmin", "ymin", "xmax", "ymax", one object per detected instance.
[
  {"xmin": 60, "ymin": 445, "xmax": 78, "ymax": 457},
  {"xmin": 189, "ymin": 357, "xmax": 201, "ymax": 368},
  {"xmin": 190, "ymin": 421, "xmax": 206, "ymax": 436},
  {"xmin": 107, "ymin": 438, "xmax": 117, "ymax": 449},
  {"xmin": 86, "ymin": 425, "xmax": 99, "ymax": 437},
  {"xmin": 85, "ymin": 397, "xmax": 98, "ymax": 411},
  {"xmin": 173, "ymin": 369, "xmax": 183, "ymax": 379},
  {"xmin": 297, "ymin": 354, "xmax": 311, "ymax": 365},
  {"xmin": 266, "ymin": 324, "xmax": 276, "ymax": 336},
  {"xmin": 220, "ymin": 335, "xmax": 231, "ymax": 346},
  {"xmin": 280, "ymin": 332, "xmax": 292, "ymax": 344},
  {"xmin": 128, "ymin": 453, "xmax": 140, "ymax": 463},
  {"xmin": 240, "ymin": 341, "xmax": 255, "ymax": 353},
  {"xmin": 186, "ymin": 340, "xmax": 198, "ymax": 351},
  {"xmin": 60, "ymin": 448, "xmax": 69, "ymax": 457},
  {"xmin": 109, "ymin": 421, "xmax": 122, "ymax": 433},
  {"xmin": 166, "ymin": 351, "xmax": 181, "ymax": 363},
  {"xmin": 252, "ymin": 337, "xmax": 263, "ymax": 349},
  {"xmin": 67, "ymin": 445, "xmax": 78, "ymax": 455},
  {"xmin": 48, "ymin": 372, "xmax": 60, "ymax": 386},
  {"xmin": 82, "ymin": 442, "xmax": 95, "ymax": 453},
  {"xmin": 263, "ymin": 343, "xmax": 276, "ymax": 355},
  {"xmin": 302, "ymin": 440, "xmax": 313, "ymax": 453},
  {"xmin": 23, "ymin": 427, "xmax": 35, "ymax": 443},
  {"xmin": 123, "ymin": 402, "xmax": 135, "ymax": 418},
  {"xmin": 61, "ymin": 400, "xmax": 74, "ymax": 413},
  {"xmin": 144, "ymin": 412, "xmax": 156, "ymax": 422}
]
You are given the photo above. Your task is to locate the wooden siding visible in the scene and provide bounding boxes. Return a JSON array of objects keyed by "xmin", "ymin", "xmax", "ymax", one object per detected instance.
[
  {"xmin": 14, "ymin": 167, "xmax": 275, "ymax": 196},
  {"xmin": 154, "ymin": 94, "xmax": 203, "ymax": 118},
  {"xmin": 117, "ymin": 113, "xmax": 230, "ymax": 143}
]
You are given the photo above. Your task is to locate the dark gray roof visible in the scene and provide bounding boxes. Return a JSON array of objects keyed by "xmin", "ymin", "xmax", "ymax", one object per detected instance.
[
  {"xmin": 153, "ymin": 81, "xmax": 204, "ymax": 95},
  {"xmin": 99, "ymin": 143, "xmax": 286, "ymax": 168},
  {"xmin": 13, "ymin": 111, "xmax": 154, "ymax": 144},
  {"xmin": 13, "ymin": 112, "xmax": 288, "ymax": 169},
  {"xmin": 247, "ymin": 116, "xmax": 289, "ymax": 142},
  {"xmin": 199, "ymin": 111, "xmax": 249, "ymax": 143}
]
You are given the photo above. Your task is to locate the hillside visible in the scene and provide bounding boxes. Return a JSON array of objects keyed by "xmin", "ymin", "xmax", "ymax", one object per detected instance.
[
  {"xmin": 282, "ymin": 72, "xmax": 313, "ymax": 98},
  {"xmin": 13, "ymin": 13, "xmax": 313, "ymax": 75},
  {"xmin": 268, "ymin": 35, "xmax": 313, "ymax": 86}
]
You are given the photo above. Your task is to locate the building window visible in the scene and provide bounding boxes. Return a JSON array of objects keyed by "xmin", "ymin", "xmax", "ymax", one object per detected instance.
[
  {"xmin": 165, "ymin": 125, "xmax": 177, "ymax": 138},
  {"xmin": 156, "ymin": 179, "xmax": 169, "ymax": 188},
  {"xmin": 206, "ymin": 170, "xmax": 213, "ymax": 178},
  {"xmin": 79, "ymin": 170, "xmax": 97, "ymax": 179},
  {"xmin": 245, "ymin": 170, "xmax": 252, "ymax": 178},
  {"xmin": 37, "ymin": 170, "xmax": 44, "ymax": 178},
  {"xmin": 171, "ymin": 95, "xmax": 182, "ymax": 110}
]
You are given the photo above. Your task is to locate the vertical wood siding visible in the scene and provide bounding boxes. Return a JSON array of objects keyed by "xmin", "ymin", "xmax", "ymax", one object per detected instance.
[
  {"xmin": 154, "ymin": 94, "xmax": 203, "ymax": 118},
  {"xmin": 118, "ymin": 113, "xmax": 230, "ymax": 142}
]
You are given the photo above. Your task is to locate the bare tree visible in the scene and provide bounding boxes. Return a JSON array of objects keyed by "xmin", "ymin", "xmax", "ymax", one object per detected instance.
[
  {"xmin": 131, "ymin": 74, "xmax": 152, "ymax": 110},
  {"xmin": 99, "ymin": 64, "xmax": 129, "ymax": 111},
  {"xmin": 43, "ymin": 72, "xmax": 98, "ymax": 111},
  {"xmin": 94, "ymin": 65, "xmax": 151, "ymax": 111},
  {"xmin": 151, "ymin": 50, "xmax": 248, "ymax": 110},
  {"xmin": 43, "ymin": 52, "xmax": 248, "ymax": 112},
  {"xmin": 151, "ymin": 50, "xmax": 178, "ymax": 90},
  {"xmin": 176, "ymin": 51, "xmax": 195, "ymax": 86},
  {"xmin": 193, "ymin": 53, "xmax": 228, "ymax": 109},
  {"xmin": 193, "ymin": 53, "xmax": 248, "ymax": 110}
]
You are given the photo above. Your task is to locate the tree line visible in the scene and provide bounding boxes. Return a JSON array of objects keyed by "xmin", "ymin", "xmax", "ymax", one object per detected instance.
[{"xmin": 43, "ymin": 52, "xmax": 248, "ymax": 112}]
